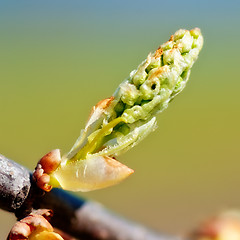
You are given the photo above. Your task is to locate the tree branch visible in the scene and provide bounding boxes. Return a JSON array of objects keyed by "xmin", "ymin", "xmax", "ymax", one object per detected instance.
[
  {"xmin": 0, "ymin": 154, "xmax": 182, "ymax": 240},
  {"xmin": 0, "ymin": 154, "xmax": 30, "ymax": 212}
]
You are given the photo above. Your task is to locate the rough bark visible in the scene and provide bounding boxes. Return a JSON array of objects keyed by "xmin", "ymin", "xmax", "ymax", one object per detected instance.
[{"xmin": 0, "ymin": 155, "xmax": 30, "ymax": 212}]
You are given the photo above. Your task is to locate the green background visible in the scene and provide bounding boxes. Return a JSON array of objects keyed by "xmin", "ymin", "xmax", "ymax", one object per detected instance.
[{"xmin": 0, "ymin": 0, "xmax": 240, "ymax": 238}]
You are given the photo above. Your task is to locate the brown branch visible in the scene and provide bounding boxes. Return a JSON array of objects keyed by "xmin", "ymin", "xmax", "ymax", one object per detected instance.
[{"xmin": 0, "ymin": 154, "xmax": 182, "ymax": 240}]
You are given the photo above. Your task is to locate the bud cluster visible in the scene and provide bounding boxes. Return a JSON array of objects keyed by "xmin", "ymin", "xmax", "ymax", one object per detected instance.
[
  {"xmin": 49, "ymin": 28, "xmax": 203, "ymax": 192},
  {"xmin": 74, "ymin": 28, "xmax": 204, "ymax": 159}
]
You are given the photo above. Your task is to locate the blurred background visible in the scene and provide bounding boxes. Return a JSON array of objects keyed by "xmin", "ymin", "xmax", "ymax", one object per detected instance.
[{"xmin": 0, "ymin": 0, "xmax": 240, "ymax": 238}]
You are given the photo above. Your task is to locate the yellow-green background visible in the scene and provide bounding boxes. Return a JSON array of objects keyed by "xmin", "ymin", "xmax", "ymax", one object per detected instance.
[{"xmin": 0, "ymin": 0, "xmax": 240, "ymax": 238}]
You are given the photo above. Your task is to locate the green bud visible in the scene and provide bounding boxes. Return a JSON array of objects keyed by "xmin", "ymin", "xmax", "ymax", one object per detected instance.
[
  {"xmin": 190, "ymin": 28, "xmax": 201, "ymax": 39},
  {"xmin": 122, "ymin": 105, "xmax": 147, "ymax": 124},
  {"xmin": 140, "ymin": 78, "xmax": 160, "ymax": 100},
  {"xmin": 132, "ymin": 56, "xmax": 151, "ymax": 86},
  {"xmin": 145, "ymin": 57, "xmax": 161, "ymax": 73},
  {"xmin": 160, "ymin": 40, "xmax": 174, "ymax": 51},
  {"xmin": 132, "ymin": 70, "xmax": 147, "ymax": 86},
  {"xmin": 173, "ymin": 29, "xmax": 188, "ymax": 41},
  {"xmin": 120, "ymin": 82, "xmax": 140, "ymax": 106}
]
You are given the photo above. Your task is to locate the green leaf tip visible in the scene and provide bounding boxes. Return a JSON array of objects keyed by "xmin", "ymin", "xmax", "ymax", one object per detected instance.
[{"xmin": 50, "ymin": 28, "xmax": 203, "ymax": 192}]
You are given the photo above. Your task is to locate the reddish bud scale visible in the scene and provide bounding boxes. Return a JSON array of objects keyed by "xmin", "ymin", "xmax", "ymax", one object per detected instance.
[
  {"xmin": 39, "ymin": 149, "xmax": 61, "ymax": 174},
  {"xmin": 33, "ymin": 149, "xmax": 61, "ymax": 192},
  {"xmin": 8, "ymin": 210, "xmax": 53, "ymax": 240}
]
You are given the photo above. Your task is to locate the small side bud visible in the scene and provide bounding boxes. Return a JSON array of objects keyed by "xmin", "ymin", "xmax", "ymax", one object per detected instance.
[
  {"xmin": 8, "ymin": 209, "xmax": 64, "ymax": 240},
  {"xmin": 39, "ymin": 149, "xmax": 61, "ymax": 174},
  {"xmin": 33, "ymin": 150, "xmax": 61, "ymax": 192},
  {"xmin": 36, "ymin": 173, "xmax": 52, "ymax": 192}
]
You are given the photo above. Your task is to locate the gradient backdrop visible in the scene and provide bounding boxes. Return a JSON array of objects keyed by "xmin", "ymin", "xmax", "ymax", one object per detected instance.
[{"xmin": 0, "ymin": 0, "xmax": 240, "ymax": 238}]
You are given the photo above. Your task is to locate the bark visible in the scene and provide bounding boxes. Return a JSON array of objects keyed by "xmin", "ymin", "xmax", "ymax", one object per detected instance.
[{"xmin": 0, "ymin": 155, "xmax": 30, "ymax": 212}]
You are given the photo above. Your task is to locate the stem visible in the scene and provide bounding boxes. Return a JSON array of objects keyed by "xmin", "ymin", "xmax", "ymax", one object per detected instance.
[{"xmin": 71, "ymin": 117, "xmax": 125, "ymax": 161}]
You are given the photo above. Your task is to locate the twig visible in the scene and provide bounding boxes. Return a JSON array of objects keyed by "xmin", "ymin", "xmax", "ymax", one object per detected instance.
[{"xmin": 0, "ymin": 154, "xmax": 182, "ymax": 240}]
